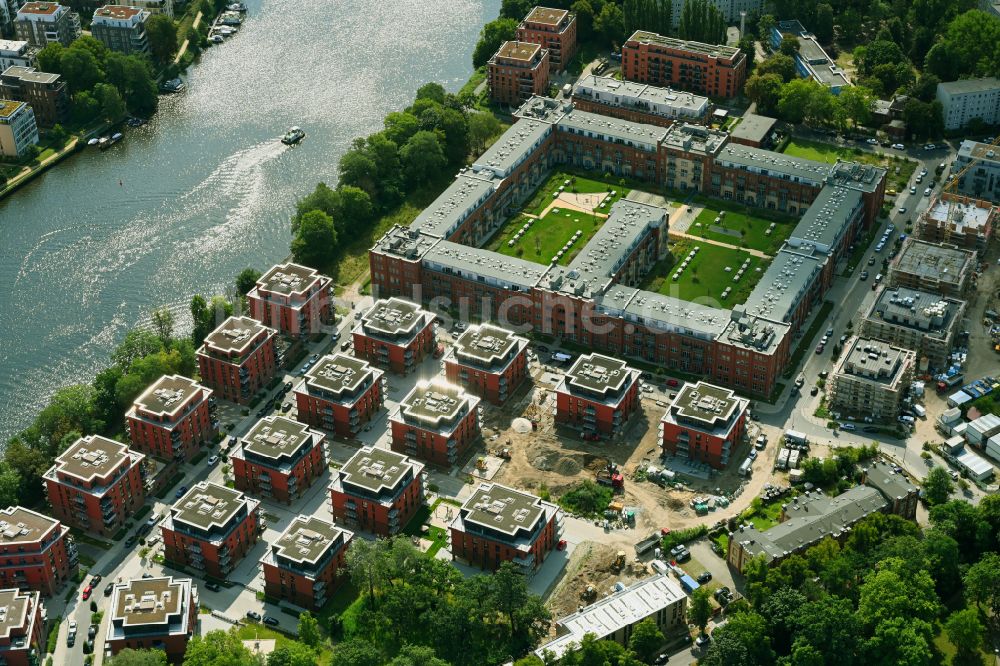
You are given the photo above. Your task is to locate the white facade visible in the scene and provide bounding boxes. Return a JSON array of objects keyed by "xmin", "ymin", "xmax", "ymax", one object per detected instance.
[
  {"xmin": 0, "ymin": 39, "xmax": 34, "ymax": 71},
  {"xmin": 0, "ymin": 100, "xmax": 38, "ymax": 158},
  {"xmin": 936, "ymin": 78, "xmax": 1000, "ymax": 131},
  {"xmin": 668, "ymin": 0, "xmax": 763, "ymax": 27},
  {"xmin": 108, "ymin": 0, "xmax": 170, "ymax": 18}
]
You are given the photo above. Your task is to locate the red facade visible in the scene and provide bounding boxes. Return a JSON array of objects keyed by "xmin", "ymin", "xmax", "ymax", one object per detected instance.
[
  {"xmin": 261, "ymin": 517, "xmax": 352, "ymax": 610},
  {"xmin": 329, "ymin": 447, "xmax": 425, "ymax": 537},
  {"xmin": 0, "ymin": 507, "xmax": 77, "ymax": 597},
  {"xmin": 555, "ymin": 354, "xmax": 641, "ymax": 435},
  {"xmin": 294, "ymin": 354, "xmax": 385, "ymax": 438},
  {"xmin": 231, "ymin": 416, "xmax": 326, "ymax": 504},
  {"xmin": 247, "ymin": 262, "xmax": 333, "ymax": 338},
  {"xmin": 106, "ymin": 577, "xmax": 197, "ymax": 663},
  {"xmin": 516, "ymin": 6, "xmax": 577, "ymax": 72},
  {"xmin": 196, "ymin": 316, "xmax": 279, "ymax": 405},
  {"xmin": 622, "ymin": 31, "xmax": 747, "ymax": 99},
  {"xmin": 660, "ymin": 381, "xmax": 749, "ymax": 469},
  {"xmin": 352, "ymin": 298, "xmax": 436, "ymax": 375},
  {"xmin": 488, "ymin": 41, "xmax": 550, "ymax": 107},
  {"xmin": 389, "ymin": 381, "xmax": 482, "ymax": 467},
  {"xmin": 443, "ymin": 324, "xmax": 530, "ymax": 405},
  {"xmin": 0, "ymin": 589, "xmax": 43, "ymax": 666},
  {"xmin": 126, "ymin": 375, "xmax": 217, "ymax": 462}
]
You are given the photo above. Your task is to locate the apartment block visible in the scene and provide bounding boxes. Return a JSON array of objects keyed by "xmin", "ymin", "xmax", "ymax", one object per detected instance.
[
  {"xmin": 622, "ymin": 30, "xmax": 746, "ymax": 99},
  {"xmin": 261, "ymin": 516, "xmax": 352, "ymax": 610},
  {"xmin": 516, "ymin": 6, "xmax": 576, "ymax": 72},
  {"xmin": 665, "ymin": 0, "xmax": 763, "ymax": 27},
  {"xmin": 555, "ymin": 353, "xmax": 641, "ymax": 435},
  {"xmin": 660, "ymin": 381, "xmax": 749, "ymax": 469},
  {"xmin": 0, "ymin": 589, "xmax": 44, "ymax": 666},
  {"xmin": 106, "ymin": 576, "xmax": 196, "ymax": 662},
  {"xmin": 936, "ymin": 77, "xmax": 1000, "ymax": 130},
  {"xmin": 450, "ymin": 483, "xmax": 561, "ymax": 575},
  {"xmin": 771, "ymin": 21, "xmax": 850, "ymax": 93},
  {"xmin": 0, "ymin": 507, "xmax": 77, "ymax": 596},
  {"xmin": 90, "ymin": 5, "xmax": 148, "ymax": 55},
  {"xmin": 231, "ymin": 416, "xmax": 326, "ymax": 504},
  {"xmin": 108, "ymin": 0, "xmax": 171, "ymax": 17},
  {"xmin": 14, "ymin": 2, "xmax": 79, "ymax": 47},
  {"xmin": 0, "ymin": 41, "xmax": 35, "ymax": 71},
  {"xmin": 861, "ymin": 287, "xmax": 966, "ymax": 372},
  {"xmin": 160, "ymin": 482, "xmax": 260, "ymax": 580},
  {"xmin": 126, "ymin": 374, "xmax": 217, "ymax": 462},
  {"xmin": 443, "ymin": 323, "xmax": 529, "ymax": 405},
  {"xmin": 829, "ymin": 338, "xmax": 915, "ymax": 421},
  {"xmin": 329, "ymin": 447, "xmax": 424, "ymax": 536},
  {"xmin": 488, "ymin": 41, "xmax": 550, "ymax": 107},
  {"xmin": 352, "ymin": 297, "xmax": 435, "ymax": 375},
  {"xmin": 196, "ymin": 316, "xmax": 280, "ymax": 404},
  {"xmin": 917, "ymin": 193, "xmax": 996, "ymax": 250},
  {"xmin": 571, "ymin": 75, "xmax": 709, "ymax": 128},
  {"xmin": 0, "ymin": 66, "xmax": 68, "ymax": 127},
  {"xmin": 247, "ymin": 262, "xmax": 333, "ymax": 338},
  {"xmin": 952, "ymin": 140, "xmax": 1000, "ymax": 203},
  {"xmin": 43, "ymin": 435, "xmax": 146, "ymax": 537},
  {"xmin": 390, "ymin": 380, "xmax": 481, "ymax": 467},
  {"xmin": 888, "ymin": 238, "xmax": 976, "ymax": 297},
  {"xmin": 861, "ymin": 461, "xmax": 919, "ymax": 521},
  {"xmin": 0, "ymin": 99, "xmax": 36, "ymax": 158},
  {"xmin": 294, "ymin": 354, "xmax": 385, "ymax": 438}
]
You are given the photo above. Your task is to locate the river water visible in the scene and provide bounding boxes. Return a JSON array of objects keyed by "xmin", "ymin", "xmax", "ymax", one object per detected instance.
[{"xmin": 0, "ymin": 0, "xmax": 499, "ymax": 441}]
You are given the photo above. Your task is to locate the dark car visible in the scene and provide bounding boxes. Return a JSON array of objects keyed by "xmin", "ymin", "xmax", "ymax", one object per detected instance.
[
  {"xmin": 90, "ymin": 574, "xmax": 102, "ymax": 586},
  {"xmin": 263, "ymin": 616, "xmax": 279, "ymax": 627},
  {"xmin": 283, "ymin": 381, "xmax": 293, "ymax": 392},
  {"xmin": 83, "ymin": 639, "xmax": 94, "ymax": 654},
  {"xmin": 104, "ymin": 582, "xmax": 114, "ymax": 597},
  {"xmin": 256, "ymin": 408, "xmax": 267, "ymax": 418},
  {"xmin": 654, "ymin": 653, "xmax": 669, "ymax": 665},
  {"xmin": 810, "ymin": 386, "xmax": 819, "ymax": 396},
  {"xmin": 88, "ymin": 624, "xmax": 98, "ymax": 640},
  {"xmin": 246, "ymin": 611, "xmax": 262, "ymax": 622},
  {"xmin": 205, "ymin": 581, "xmax": 220, "ymax": 592},
  {"xmin": 863, "ymin": 426, "xmax": 880, "ymax": 434},
  {"xmin": 696, "ymin": 571, "xmax": 712, "ymax": 584},
  {"xmin": 175, "ymin": 485, "xmax": 188, "ymax": 499},
  {"xmin": 124, "ymin": 535, "xmax": 137, "ymax": 548}
]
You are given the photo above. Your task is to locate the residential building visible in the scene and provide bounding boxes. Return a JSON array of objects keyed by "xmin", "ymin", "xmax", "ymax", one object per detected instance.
[
  {"xmin": 571, "ymin": 75, "xmax": 709, "ymax": 127},
  {"xmin": 294, "ymin": 353, "xmax": 385, "ymax": 438},
  {"xmin": 0, "ymin": 41, "xmax": 35, "ymax": 72},
  {"xmin": 665, "ymin": 0, "xmax": 763, "ymax": 27},
  {"xmin": 0, "ymin": 99, "xmax": 36, "ymax": 158},
  {"xmin": 43, "ymin": 435, "xmax": 146, "ymax": 538},
  {"xmin": 443, "ymin": 322, "xmax": 529, "ymax": 405},
  {"xmin": 660, "ymin": 381, "xmax": 749, "ymax": 469},
  {"xmin": 231, "ymin": 416, "xmax": 326, "ymax": 504},
  {"xmin": 982, "ymin": 0, "xmax": 1000, "ymax": 18},
  {"xmin": 247, "ymin": 262, "xmax": 333, "ymax": 338},
  {"xmin": 106, "ymin": 576, "xmax": 196, "ymax": 662},
  {"xmin": 329, "ymin": 447, "xmax": 424, "ymax": 536},
  {"xmin": 622, "ymin": 30, "xmax": 747, "ymax": 99},
  {"xmin": 986, "ymin": 433, "xmax": 1000, "ymax": 466},
  {"xmin": 952, "ymin": 140, "xmax": 1000, "ymax": 203},
  {"xmin": 828, "ymin": 338, "xmax": 915, "ymax": 421},
  {"xmin": 0, "ymin": 507, "xmax": 77, "ymax": 596},
  {"xmin": 0, "ymin": 66, "xmax": 67, "ymax": 127},
  {"xmin": 0, "ymin": 589, "xmax": 43, "ymax": 666},
  {"xmin": 555, "ymin": 353, "xmax": 641, "ymax": 435},
  {"xmin": 917, "ymin": 193, "xmax": 996, "ymax": 250},
  {"xmin": 488, "ymin": 41, "xmax": 550, "ymax": 106},
  {"xmin": 861, "ymin": 287, "xmax": 966, "ymax": 372},
  {"xmin": 535, "ymin": 574, "xmax": 688, "ymax": 660},
  {"xmin": 261, "ymin": 516, "xmax": 352, "ymax": 610},
  {"xmin": 14, "ymin": 2, "xmax": 79, "ymax": 47},
  {"xmin": 966, "ymin": 413, "xmax": 1000, "ymax": 448},
  {"xmin": 125, "ymin": 374, "xmax": 217, "ymax": 462},
  {"xmin": 108, "ymin": 0, "xmax": 171, "ymax": 17},
  {"xmin": 771, "ymin": 21, "xmax": 850, "ymax": 93},
  {"xmin": 729, "ymin": 112, "xmax": 777, "ymax": 148},
  {"xmin": 862, "ymin": 461, "xmax": 919, "ymax": 520},
  {"xmin": 351, "ymin": 297, "xmax": 435, "ymax": 375},
  {"xmin": 90, "ymin": 5, "xmax": 148, "ymax": 55},
  {"xmin": 888, "ymin": 238, "xmax": 976, "ymax": 297},
  {"xmin": 450, "ymin": 483, "xmax": 561, "ymax": 574},
  {"xmin": 727, "ymin": 487, "xmax": 889, "ymax": 571},
  {"xmin": 936, "ymin": 77, "xmax": 1000, "ymax": 130},
  {"xmin": 390, "ymin": 379, "xmax": 481, "ymax": 467},
  {"xmin": 160, "ymin": 482, "xmax": 261, "ymax": 579},
  {"xmin": 516, "ymin": 6, "xmax": 576, "ymax": 72},
  {"xmin": 196, "ymin": 316, "xmax": 279, "ymax": 404}
]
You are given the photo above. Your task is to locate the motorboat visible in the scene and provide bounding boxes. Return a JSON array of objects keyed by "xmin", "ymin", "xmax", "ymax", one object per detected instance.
[
  {"xmin": 87, "ymin": 138, "xmax": 99, "ymax": 146},
  {"xmin": 97, "ymin": 136, "xmax": 110, "ymax": 149},
  {"xmin": 159, "ymin": 78, "xmax": 185, "ymax": 93},
  {"xmin": 281, "ymin": 126, "xmax": 305, "ymax": 145},
  {"xmin": 219, "ymin": 12, "xmax": 241, "ymax": 25},
  {"xmin": 227, "ymin": 2, "xmax": 247, "ymax": 11}
]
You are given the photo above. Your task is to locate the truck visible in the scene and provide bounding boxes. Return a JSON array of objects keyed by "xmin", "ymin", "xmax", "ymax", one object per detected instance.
[
  {"xmin": 784, "ymin": 430, "xmax": 808, "ymax": 445},
  {"xmin": 596, "ymin": 463, "xmax": 624, "ymax": 490},
  {"xmin": 561, "ymin": 83, "xmax": 572, "ymax": 98},
  {"xmin": 776, "ymin": 448, "xmax": 790, "ymax": 470},
  {"xmin": 634, "ymin": 533, "xmax": 661, "ymax": 557},
  {"xmin": 937, "ymin": 373, "xmax": 964, "ymax": 392},
  {"xmin": 551, "ymin": 351, "xmax": 573, "ymax": 364},
  {"xmin": 738, "ymin": 457, "xmax": 753, "ymax": 477},
  {"xmin": 678, "ymin": 574, "xmax": 701, "ymax": 594}
]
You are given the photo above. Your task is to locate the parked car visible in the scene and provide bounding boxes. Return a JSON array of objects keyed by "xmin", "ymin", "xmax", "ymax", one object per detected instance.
[
  {"xmin": 246, "ymin": 611, "xmax": 262, "ymax": 622},
  {"xmin": 81, "ymin": 585, "xmax": 93, "ymax": 601},
  {"xmin": 142, "ymin": 573, "xmax": 153, "ymax": 579},
  {"xmin": 208, "ymin": 455, "xmax": 219, "ymax": 466},
  {"xmin": 840, "ymin": 423, "xmax": 857, "ymax": 431},
  {"xmin": 815, "ymin": 344, "xmax": 824, "ymax": 354},
  {"xmin": 263, "ymin": 616, "xmax": 280, "ymax": 627},
  {"xmin": 175, "ymin": 485, "xmax": 188, "ymax": 499},
  {"xmin": 340, "ymin": 340, "xmax": 352, "ymax": 351},
  {"xmin": 898, "ymin": 207, "xmax": 907, "ymax": 214},
  {"xmin": 205, "ymin": 581, "xmax": 221, "ymax": 592},
  {"xmin": 868, "ymin": 256, "xmax": 876, "ymax": 265},
  {"xmin": 90, "ymin": 574, "xmax": 102, "ymax": 586},
  {"xmin": 695, "ymin": 634, "xmax": 711, "ymax": 648},
  {"xmin": 860, "ymin": 270, "xmax": 869, "ymax": 280},
  {"xmin": 88, "ymin": 624, "xmax": 98, "ymax": 640},
  {"xmin": 124, "ymin": 535, "xmax": 137, "ymax": 548},
  {"xmin": 67, "ymin": 621, "xmax": 77, "ymax": 647},
  {"xmin": 696, "ymin": 571, "xmax": 713, "ymax": 584},
  {"xmin": 104, "ymin": 582, "xmax": 114, "ymax": 597},
  {"xmin": 810, "ymin": 386, "xmax": 819, "ymax": 396},
  {"xmin": 83, "ymin": 639, "xmax": 94, "ymax": 654},
  {"xmin": 283, "ymin": 381, "xmax": 293, "ymax": 392},
  {"xmin": 281, "ymin": 402, "xmax": 292, "ymax": 413},
  {"xmin": 866, "ymin": 138, "xmax": 878, "ymax": 145}
]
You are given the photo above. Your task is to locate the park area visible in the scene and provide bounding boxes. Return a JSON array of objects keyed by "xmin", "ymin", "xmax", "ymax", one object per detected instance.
[
  {"xmin": 521, "ymin": 170, "xmax": 631, "ymax": 216},
  {"xmin": 641, "ymin": 239, "xmax": 768, "ymax": 306},
  {"xmin": 488, "ymin": 209, "xmax": 605, "ymax": 266},
  {"xmin": 781, "ymin": 138, "xmax": 918, "ymax": 191},
  {"xmin": 686, "ymin": 204, "xmax": 795, "ymax": 255}
]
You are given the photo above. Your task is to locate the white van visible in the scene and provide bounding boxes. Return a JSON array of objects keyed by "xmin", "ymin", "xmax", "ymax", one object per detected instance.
[{"xmin": 650, "ymin": 559, "xmax": 668, "ymax": 575}]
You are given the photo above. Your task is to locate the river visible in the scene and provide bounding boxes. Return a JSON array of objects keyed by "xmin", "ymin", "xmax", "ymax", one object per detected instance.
[{"xmin": 0, "ymin": 0, "xmax": 499, "ymax": 442}]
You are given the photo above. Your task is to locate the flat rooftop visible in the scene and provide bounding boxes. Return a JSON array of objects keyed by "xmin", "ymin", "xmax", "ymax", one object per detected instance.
[
  {"xmin": 564, "ymin": 353, "xmax": 636, "ymax": 398},
  {"xmin": 423, "ymin": 240, "xmax": 549, "ymax": 291},
  {"xmin": 472, "ymin": 116, "xmax": 553, "ymax": 178},
  {"xmin": 338, "ymin": 447, "xmax": 419, "ymax": 495},
  {"xmin": 271, "ymin": 515, "xmax": 349, "ymax": 566},
  {"xmin": 557, "ymin": 108, "xmax": 668, "ymax": 148},
  {"xmin": 788, "ymin": 185, "xmax": 862, "ymax": 253},
  {"xmin": 0, "ymin": 507, "xmax": 60, "ymax": 546},
  {"xmin": 359, "ymin": 297, "xmax": 430, "ymax": 340},
  {"xmin": 111, "ymin": 577, "xmax": 187, "ymax": 628},
  {"xmin": 171, "ymin": 482, "xmax": 249, "ymax": 532},
  {"xmin": 957, "ymin": 140, "xmax": 1000, "ymax": 165},
  {"xmin": 460, "ymin": 483, "xmax": 545, "ymax": 536},
  {"xmin": 668, "ymin": 381, "xmax": 746, "ymax": 431},
  {"xmin": 17, "ymin": 2, "xmax": 61, "ymax": 15},
  {"xmin": 721, "ymin": 312, "xmax": 788, "ymax": 354},
  {"xmin": 742, "ymin": 248, "xmax": 825, "ymax": 323},
  {"xmin": 202, "ymin": 316, "xmax": 272, "ymax": 354},
  {"xmin": 255, "ymin": 263, "xmax": 326, "ymax": 296},
  {"xmin": 397, "ymin": 380, "xmax": 477, "ymax": 429},
  {"xmin": 132, "ymin": 374, "xmax": 205, "ymax": 418},
  {"xmin": 627, "ymin": 30, "xmax": 741, "ymax": 59},
  {"xmin": 0, "ymin": 41, "xmax": 30, "ymax": 54},
  {"xmin": 53, "ymin": 435, "xmax": 135, "ymax": 483},
  {"xmin": 864, "ymin": 461, "xmax": 918, "ymax": 503},
  {"xmin": 0, "ymin": 100, "xmax": 25, "ymax": 119},
  {"xmin": 597, "ymin": 285, "xmax": 730, "ymax": 340},
  {"xmin": 372, "ymin": 224, "xmax": 440, "ymax": 263},
  {"xmin": 730, "ymin": 113, "xmax": 777, "ymax": 143},
  {"xmin": 494, "ymin": 40, "xmax": 542, "ymax": 62},
  {"xmin": 838, "ymin": 338, "xmax": 912, "ymax": 384},
  {"xmin": 938, "ymin": 77, "xmax": 1000, "ymax": 96},
  {"xmin": 661, "ymin": 123, "xmax": 729, "ymax": 157},
  {"xmin": 242, "ymin": 416, "xmax": 317, "ymax": 461},
  {"xmin": 715, "ymin": 144, "xmax": 832, "ymax": 186},
  {"xmin": 923, "ymin": 195, "xmax": 994, "ymax": 234},
  {"xmin": 0, "ymin": 66, "xmax": 59, "ymax": 85},
  {"xmin": 93, "ymin": 5, "xmax": 143, "ymax": 19},
  {"xmin": 894, "ymin": 239, "xmax": 973, "ymax": 284},
  {"xmin": 525, "ymin": 6, "xmax": 568, "ymax": 25},
  {"xmin": 303, "ymin": 353, "xmax": 378, "ymax": 399},
  {"xmin": 869, "ymin": 287, "xmax": 962, "ymax": 334},
  {"xmin": 0, "ymin": 589, "xmax": 34, "ymax": 640},
  {"xmin": 574, "ymin": 75, "xmax": 709, "ymax": 117},
  {"xmin": 452, "ymin": 323, "xmax": 526, "ymax": 368},
  {"xmin": 409, "ymin": 174, "xmax": 496, "ymax": 239}
]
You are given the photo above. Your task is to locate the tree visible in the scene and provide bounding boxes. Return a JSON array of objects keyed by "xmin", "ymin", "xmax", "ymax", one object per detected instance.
[
  {"xmin": 36, "ymin": 43, "xmax": 64, "ymax": 74},
  {"xmin": 146, "ymin": 14, "xmax": 178, "ymax": 65},
  {"xmin": 857, "ymin": 558, "xmax": 939, "ymax": 629},
  {"xmin": 571, "ymin": 1, "xmax": 594, "ymax": 41},
  {"xmin": 921, "ymin": 528, "xmax": 961, "ymax": 595},
  {"xmin": 689, "ymin": 586, "xmax": 713, "ymax": 634},
  {"xmin": 628, "ymin": 617, "xmax": 663, "ymax": 662},
  {"xmin": 923, "ymin": 466, "xmax": 954, "ymax": 506},
  {"xmin": 835, "ymin": 85, "xmax": 874, "ymax": 129},
  {"xmin": 758, "ymin": 14, "xmax": 776, "ymax": 46},
  {"xmin": 559, "ymin": 634, "xmax": 644, "ymax": 666},
  {"xmin": 60, "ymin": 46, "xmax": 103, "ymax": 94},
  {"xmin": 182, "ymin": 630, "xmax": 255, "ymax": 666},
  {"xmin": 812, "ymin": 4, "xmax": 834, "ymax": 43},
  {"xmin": 235, "ymin": 268, "xmax": 261, "ymax": 296},
  {"xmin": 290, "ymin": 210, "xmax": 338, "ymax": 269},
  {"xmin": 745, "ymin": 73, "xmax": 783, "ymax": 115},
  {"xmin": 150, "ymin": 307, "xmax": 175, "ymax": 344},
  {"xmin": 944, "ymin": 608, "xmax": 984, "ymax": 658},
  {"xmin": 964, "ymin": 552, "xmax": 1000, "ymax": 619},
  {"xmin": 297, "ymin": 611, "xmax": 320, "ymax": 648},
  {"xmin": 107, "ymin": 648, "xmax": 168, "ymax": 666},
  {"xmin": 386, "ymin": 645, "xmax": 450, "ymax": 666},
  {"xmin": 400, "ymin": 131, "xmax": 446, "ymax": 186},
  {"xmin": 105, "ymin": 53, "xmax": 158, "ymax": 115},
  {"xmin": 756, "ymin": 54, "xmax": 797, "ymax": 83},
  {"xmin": 0, "ymin": 463, "xmax": 22, "ymax": 513},
  {"xmin": 93, "ymin": 82, "xmax": 126, "ymax": 121},
  {"xmin": 791, "ymin": 596, "xmax": 863, "ymax": 665},
  {"xmin": 923, "ymin": 10, "xmax": 1000, "ymax": 81},
  {"xmin": 678, "ymin": 0, "xmax": 726, "ymax": 44},
  {"xmin": 338, "ymin": 149, "xmax": 379, "ymax": 199},
  {"xmin": 329, "ymin": 639, "xmax": 381, "ymax": 666},
  {"xmin": 759, "ymin": 586, "xmax": 807, "ymax": 655},
  {"xmin": 415, "ymin": 82, "xmax": 446, "ymax": 105},
  {"xmin": 472, "ymin": 17, "xmax": 518, "ymax": 68},
  {"xmin": 594, "ymin": 2, "xmax": 625, "ymax": 45},
  {"xmin": 468, "ymin": 111, "xmax": 502, "ymax": 153},
  {"xmin": 345, "ymin": 538, "xmax": 392, "ymax": 602},
  {"xmin": 383, "ymin": 112, "xmax": 421, "ymax": 147},
  {"xmin": 779, "ymin": 35, "xmax": 800, "ymax": 56},
  {"xmin": 112, "ymin": 329, "xmax": 164, "ymax": 373},
  {"xmin": 702, "ymin": 612, "xmax": 774, "ymax": 666},
  {"xmin": 778, "ymin": 78, "xmax": 818, "ymax": 124},
  {"xmin": 738, "ymin": 37, "xmax": 756, "ymax": 71}
]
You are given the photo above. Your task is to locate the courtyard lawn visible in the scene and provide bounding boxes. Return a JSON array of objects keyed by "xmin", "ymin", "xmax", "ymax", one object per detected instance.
[
  {"xmin": 641, "ymin": 239, "xmax": 767, "ymax": 306},
  {"xmin": 489, "ymin": 209, "xmax": 605, "ymax": 266},
  {"xmin": 522, "ymin": 171, "xmax": 631, "ymax": 217},
  {"xmin": 688, "ymin": 205, "xmax": 795, "ymax": 255},
  {"xmin": 781, "ymin": 138, "xmax": 917, "ymax": 190}
]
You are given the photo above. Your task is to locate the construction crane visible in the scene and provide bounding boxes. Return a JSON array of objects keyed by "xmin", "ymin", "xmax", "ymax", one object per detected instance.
[{"xmin": 935, "ymin": 134, "xmax": 1000, "ymax": 238}]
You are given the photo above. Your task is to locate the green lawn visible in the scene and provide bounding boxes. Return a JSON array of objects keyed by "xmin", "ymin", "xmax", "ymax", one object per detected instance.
[
  {"xmin": 688, "ymin": 205, "xmax": 795, "ymax": 255},
  {"xmin": 519, "ymin": 171, "xmax": 631, "ymax": 217},
  {"xmin": 489, "ymin": 209, "xmax": 605, "ymax": 266},
  {"xmin": 781, "ymin": 138, "xmax": 918, "ymax": 190},
  {"xmin": 933, "ymin": 613, "xmax": 995, "ymax": 665},
  {"xmin": 641, "ymin": 239, "xmax": 768, "ymax": 306}
]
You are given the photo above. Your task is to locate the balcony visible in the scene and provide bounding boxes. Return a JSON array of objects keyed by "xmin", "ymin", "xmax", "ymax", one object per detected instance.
[
  {"xmin": 512, "ymin": 553, "xmax": 535, "ymax": 570},
  {"xmin": 313, "ymin": 580, "xmax": 326, "ymax": 593}
]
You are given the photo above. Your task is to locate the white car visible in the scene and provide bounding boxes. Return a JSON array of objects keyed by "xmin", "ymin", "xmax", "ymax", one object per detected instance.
[
  {"xmin": 840, "ymin": 423, "xmax": 857, "ymax": 431},
  {"xmin": 909, "ymin": 186, "xmax": 916, "ymax": 194},
  {"xmin": 892, "ymin": 143, "xmax": 905, "ymax": 150},
  {"xmin": 924, "ymin": 187, "xmax": 932, "ymax": 196},
  {"xmin": 207, "ymin": 455, "xmax": 219, "ymax": 466},
  {"xmin": 898, "ymin": 207, "xmax": 907, "ymax": 214},
  {"xmin": 867, "ymin": 138, "xmax": 878, "ymax": 145}
]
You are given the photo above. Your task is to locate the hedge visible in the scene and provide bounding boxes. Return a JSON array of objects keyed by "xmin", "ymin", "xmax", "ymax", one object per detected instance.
[
  {"xmin": 661, "ymin": 524, "xmax": 709, "ymax": 552},
  {"xmin": 46, "ymin": 617, "xmax": 60, "ymax": 653}
]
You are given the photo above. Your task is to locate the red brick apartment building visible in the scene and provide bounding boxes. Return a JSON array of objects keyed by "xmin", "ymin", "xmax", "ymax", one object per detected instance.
[
  {"xmin": 450, "ymin": 483, "xmax": 562, "ymax": 574},
  {"xmin": 294, "ymin": 354, "xmax": 385, "ymax": 438},
  {"xmin": 0, "ymin": 507, "xmax": 77, "ymax": 596},
  {"xmin": 555, "ymin": 353, "xmax": 641, "ymax": 435},
  {"xmin": 106, "ymin": 576, "xmax": 197, "ymax": 663},
  {"xmin": 261, "ymin": 516, "xmax": 352, "ymax": 610},
  {"xmin": 126, "ymin": 374, "xmax": 217, "ymax": 462},
  {"xmin": 390, "ymin": 380, "xmax": 482, "ymax": 467},
  {"xmin": 329, "ymin": 447, "xmax": 424, "ymax": 537},
  {"xmin": 160, "ymin": 482, "xmax": 260, "ymax": 580},
  {"xmin": 352, "ymin": 297, "xmax": 435, "ymax": 375},
  {"xmin": 196, "ymin": 316, "xmax": 279, "ymax": 404},
  {"xmin": 0, "ymin": 589, "xmax": 43, "ymax": 666},
  {"xmin": 622, "ymin": 31, "xmax": 746, "ymax": 99},
  {"xmin": 660, "ymin": 381, "xmax": 749, "ymax": 469},
  {"xmin": 247, "ymin": 262, "xmax": 333, "ymax": 338},
  {"xmin": 43, "ymin": 435, "xmax": 146, "ymax": 537},
  {"xmin": 516, "ymin": 6, "xmax": 577, "ymax": 72},
  {"xmin": 488, "ymin": 41, "xmax": 550, "ymax": 107},
  {"xmin": 231, "ymin": 416, "xmax": 326, "ymax": 504},
  {"xmin": 443, "ymin": 323, "xmax": 529, "ymax": 404}
]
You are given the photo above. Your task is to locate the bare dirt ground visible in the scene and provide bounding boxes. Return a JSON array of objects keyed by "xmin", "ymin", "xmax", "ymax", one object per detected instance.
[{"xmin": 545, "ymin": 542, "xmax": 655, "ymax": 621}]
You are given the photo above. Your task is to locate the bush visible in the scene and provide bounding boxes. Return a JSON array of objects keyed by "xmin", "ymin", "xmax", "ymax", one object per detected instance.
[
  {"xmin": 46, "ymin": 617, "xmax": 60, "ymax": 653},
  {"xmin": 558, "ymin": 480, "xmax": 612, "ymax": 517},
  {"xmin": 661, "ymin": 525, "xmax": 708, "ymax": 552}
]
